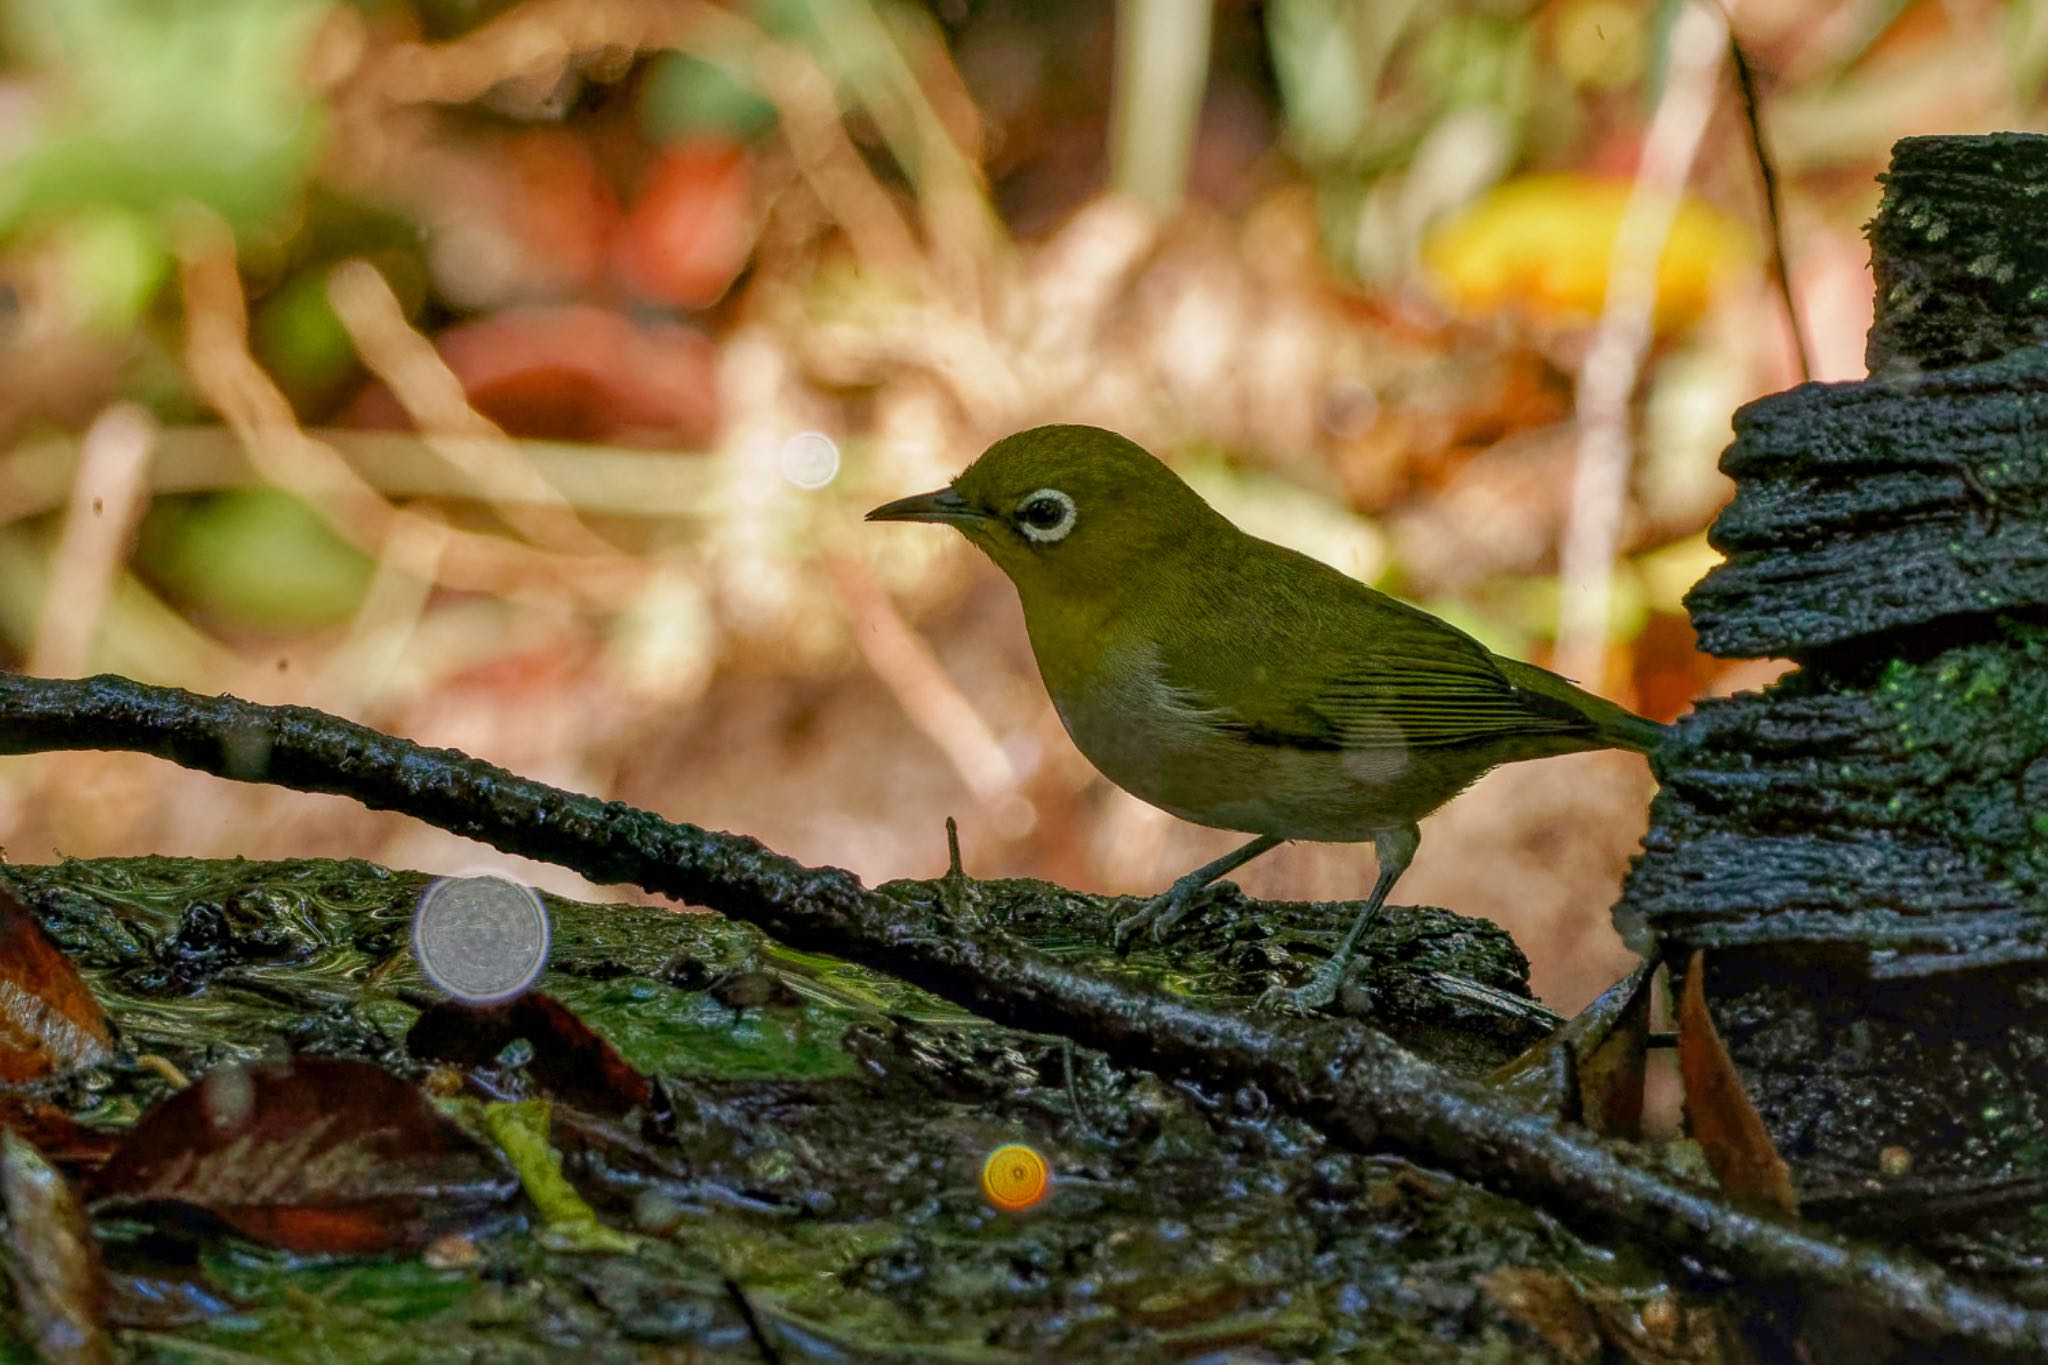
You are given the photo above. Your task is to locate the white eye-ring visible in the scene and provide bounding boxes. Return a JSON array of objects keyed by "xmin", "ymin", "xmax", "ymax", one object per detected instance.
[{"xmin": 1014, "ymin": 488, "xmax": 1077, "ymax": 543}]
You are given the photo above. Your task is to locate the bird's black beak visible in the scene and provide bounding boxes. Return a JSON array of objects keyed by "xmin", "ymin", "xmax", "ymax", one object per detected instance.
[{"xmin": 865, "ymin": 487, "xmax": 986, "ymax": 525}]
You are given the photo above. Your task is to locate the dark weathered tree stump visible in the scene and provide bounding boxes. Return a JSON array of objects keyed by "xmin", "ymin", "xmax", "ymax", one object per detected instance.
[{"xmin": 1618, "ymin": 133, "xmax": 2048, "ymax": 1271}]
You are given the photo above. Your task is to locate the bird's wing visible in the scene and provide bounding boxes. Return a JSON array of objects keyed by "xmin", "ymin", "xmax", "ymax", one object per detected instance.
[{"xmin": 1155, "ymin": 578, "xmax": 1592, "ymax": 753}]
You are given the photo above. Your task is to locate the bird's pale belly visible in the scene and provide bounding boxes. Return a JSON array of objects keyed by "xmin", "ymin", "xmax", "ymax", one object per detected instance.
[{"xmin": 1048, "ymin": 662, "xmax": 1488, "ymax": 843}]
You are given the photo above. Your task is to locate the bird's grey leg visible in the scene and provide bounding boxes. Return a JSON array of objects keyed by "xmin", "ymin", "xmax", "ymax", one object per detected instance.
[
  {"xmin": 1258, "ymin": 822, "xmax": 1420, "ymax": 1015},
  {"xmin": 1113, "ymin": 833, "xmax": 1285, "ymax": 949}
]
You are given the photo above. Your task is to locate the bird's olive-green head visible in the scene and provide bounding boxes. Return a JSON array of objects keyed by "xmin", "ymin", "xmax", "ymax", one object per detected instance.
[{"xmin": 867, "ymin": 425, "xmax": 1226, "ymax": 606}]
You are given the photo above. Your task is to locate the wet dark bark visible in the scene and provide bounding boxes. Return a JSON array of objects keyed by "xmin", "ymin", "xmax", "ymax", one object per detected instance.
[
  {"xmin": 1865, "ymin": 133, "xmax": 2048, "ymax": 375},
  {"xmin": 1619, "ymin": 133, "xmax": 2048, "ymax": 1273}
]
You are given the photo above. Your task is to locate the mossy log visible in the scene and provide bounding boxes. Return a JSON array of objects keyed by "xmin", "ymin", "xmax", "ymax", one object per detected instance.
[{"xmin": 1618, "ymin": 133, "xmax": 2048, "ymax": 1263}]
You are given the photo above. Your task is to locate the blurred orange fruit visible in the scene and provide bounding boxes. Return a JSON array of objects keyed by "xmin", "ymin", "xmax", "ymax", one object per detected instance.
[
  {"xmin": 612, "ymin": 138, "xmax": 757, "ymax": 310},
  {"xmin": 504, "ymin": 129, "xmax": 619, "ymax": 295}
]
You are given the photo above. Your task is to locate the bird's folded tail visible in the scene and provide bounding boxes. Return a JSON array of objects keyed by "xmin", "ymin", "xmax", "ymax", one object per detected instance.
[
  {"xmin": 1589, "ymin": 702, "xmax": 1666, "ymax": 755},
  {"xmin": 1491, "ymin": 654, "xmax": 1667, "ymax": 754}
]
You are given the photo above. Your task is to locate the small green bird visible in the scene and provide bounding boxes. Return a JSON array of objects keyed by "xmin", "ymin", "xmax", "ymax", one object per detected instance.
[{"xmin": 869, "ymin": 425, "xmax": 1661, "ymax": 1013}]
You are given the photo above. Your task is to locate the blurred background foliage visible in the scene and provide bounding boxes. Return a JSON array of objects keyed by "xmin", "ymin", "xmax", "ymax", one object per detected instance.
[{"xmin": 0, "ymin": 0, "xmax": 2039, "ymax": 1012}]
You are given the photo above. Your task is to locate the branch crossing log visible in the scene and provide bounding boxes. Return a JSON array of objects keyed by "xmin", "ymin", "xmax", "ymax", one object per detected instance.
[{"xmin": 2, "ymin": 670, "xmax": 2046, "ymax": 1355}]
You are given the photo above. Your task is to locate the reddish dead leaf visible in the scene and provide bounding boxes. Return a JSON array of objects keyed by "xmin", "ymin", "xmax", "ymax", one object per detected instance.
[
  {"xmin": 1630, "ymin": 612, "xmax": 1723, "ymax": 727},
  {"xmin": 501, "ymin": 128, "xmax": 618, "ymax": 295},
  {"xmin": 408, "ymin": 992, "xmax": 661, "ymax": 1126},
  {"xmin": 1677, "ymin": 950, "xmax": 1798, "ymax": 1215},
  {"xmin": 3, "ymin": 1130, "xmax": 113, "ymax": 1365},
  {"xmin": 0, "ymin": 1094, "xmax": 121, "ymax": 1177},
  {"xmin": 342, "ymin": 304, "xmax": 718, "ymax": 444},
  {"xmin": 612, "ymin": 138, "xmax": 757, "ymax": 309},
  {"xmin": 0, "ymin": 888, "xmax": 113, "ymax": 1083},
  {"xmin": 88, "ymin": 1057, "xmax": 518, "ymax": 1254}
]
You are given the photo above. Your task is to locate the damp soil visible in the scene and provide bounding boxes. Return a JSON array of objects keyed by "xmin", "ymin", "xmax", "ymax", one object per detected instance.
[{"xmin": 0, "ymin": 856, "xmax": 1723, "ymax": 1362}]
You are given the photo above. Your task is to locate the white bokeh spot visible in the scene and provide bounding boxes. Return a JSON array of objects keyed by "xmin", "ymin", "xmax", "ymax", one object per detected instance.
[{"xmin": 779, "ymin": 431, "xmax": 841, "ymax": 490}]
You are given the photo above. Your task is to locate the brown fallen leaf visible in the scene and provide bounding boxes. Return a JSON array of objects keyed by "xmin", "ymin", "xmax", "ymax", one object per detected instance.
[
  {"xmin": 408, "ymin": 991, "xmax": 668, "ymax": 1134},
  {"xmin": 1484, "ymin": 1263, "xmax": 1735, "ymax": 1362},
  {"xmin": 1677, "ymin": 950, "xmax": 1797, "ymax": 1216},
  {"xmin": 88, "ymin": 1057, "xmax": 519, "ymax": 1254},
  {"xmin": 1489, "ymin": 958, "xmax": 1653, "ymax": 1137},
  {"xmin": 3, "ymin": 1130, "xmax": 113, "ymax": 1365},
  {"xmin": 0, "ymin": 888, "xmax": 113, "ymax": 1083}
]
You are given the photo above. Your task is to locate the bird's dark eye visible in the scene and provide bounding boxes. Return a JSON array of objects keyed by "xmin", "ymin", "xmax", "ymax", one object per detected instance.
[{"xmin": 1012, "ymin": 488, "xmax": 1077, "ymax": 543}]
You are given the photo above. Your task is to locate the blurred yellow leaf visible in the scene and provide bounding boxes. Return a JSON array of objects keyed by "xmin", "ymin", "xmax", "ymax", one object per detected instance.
[
  {"xmin": 1635, "ymin": 533, "xmax": 1723, "ymax": 616},
  {"xmin": 1421, "ymin": 174, "xmax": 1754, "ymax": 331}
]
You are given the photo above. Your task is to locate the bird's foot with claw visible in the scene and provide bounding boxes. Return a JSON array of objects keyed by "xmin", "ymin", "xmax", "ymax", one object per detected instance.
[
  {"xmin": 1255, "ymin": 962, "xmax": 1347, "ymax": 1016},
  {"xmin": 1112, "ymin": 879, "xmax": 1216, "ymax": 953}
]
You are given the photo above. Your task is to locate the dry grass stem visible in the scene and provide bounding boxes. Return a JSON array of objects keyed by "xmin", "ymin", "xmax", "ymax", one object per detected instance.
[
  {"xmin": 0, "ymin": 429, "xmax": 721, "ymax": 527},
  {"xmin": 176, "ymin": 216, "xmax": 645, "ymax": 605},
  {"xmin": 1557, "ymin": 0, "xmax": 1728, "ymax": 687},
  {"xmin": 361, "ymin": 0, "xmax": 715, "ymax": 106},
  {"xmin": 28, "ymin": 403, "xmax": 157, "ymax": 679},
  {"xmin": 825, "ymin": 550, "xmax": 1022, "ymax": 806},
  {"xmin": 324, "ymin": 259, "xmax": 628, "ymax": 559}
]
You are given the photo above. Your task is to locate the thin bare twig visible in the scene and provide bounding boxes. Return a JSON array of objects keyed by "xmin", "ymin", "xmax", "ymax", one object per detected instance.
[
  {"xmin": 798, "ymin": 0, "xmax": 1002, "ymax": 288},
  {"xmin": 320, "ymin": 506, "xmax": 448, "ymax": 711},
  {"xmin": 1725, "ymin": 21, "xmax": 1814, "ymax": 384},
  {"xmin": 358, "ymin": 0, "xmax": 711, "ymax": 106},
  {"xmin": 746, "ymin": 42, "xmax": 925, "ymax": 274},
  {"xmin": 822, "ymin": 551, "xmax": 1023, "ymax": 806}
]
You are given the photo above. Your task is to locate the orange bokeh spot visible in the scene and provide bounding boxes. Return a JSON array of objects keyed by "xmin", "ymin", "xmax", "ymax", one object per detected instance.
[{"xmin": 980, "ymin": 1143, "xmax": 1051, "ymax": 1212}]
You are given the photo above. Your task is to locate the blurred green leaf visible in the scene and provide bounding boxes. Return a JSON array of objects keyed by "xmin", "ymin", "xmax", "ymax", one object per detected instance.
[
  {"xmin": 2009, "ymin": 0, "xmax": 2048, "ymax": 98},
  {"xmin": 1267, "ymin": 0, "xmax": 1424, "ymax": 167},
  {"xmin": 1268, "ymin": 0, "xmax": 1546, "ymax": 283},
  {"xmin": 1644, "ymin": 0, "xmax": 1684, "ymax": 105},
  {"xmin": 1411, "ymin": 12, "xmax": 1534, "ymax": 114},
  {"xmin": 640, "ymin": 50, "xmax": 778, "ymax": 143},
  {"xmin": 45, "ymin": 205, "xmax": 169, "ymax": 334},
  {"xmin": 0, "ymin": 0, "xmax": 331, "ymax": 235},
  {"xmin": 251, "ymin": 269, "xmax": 360, "ymax": 411},
  {"xmin": 135, "ymin": 487, "xmax": 374, "ymax": 633}
]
